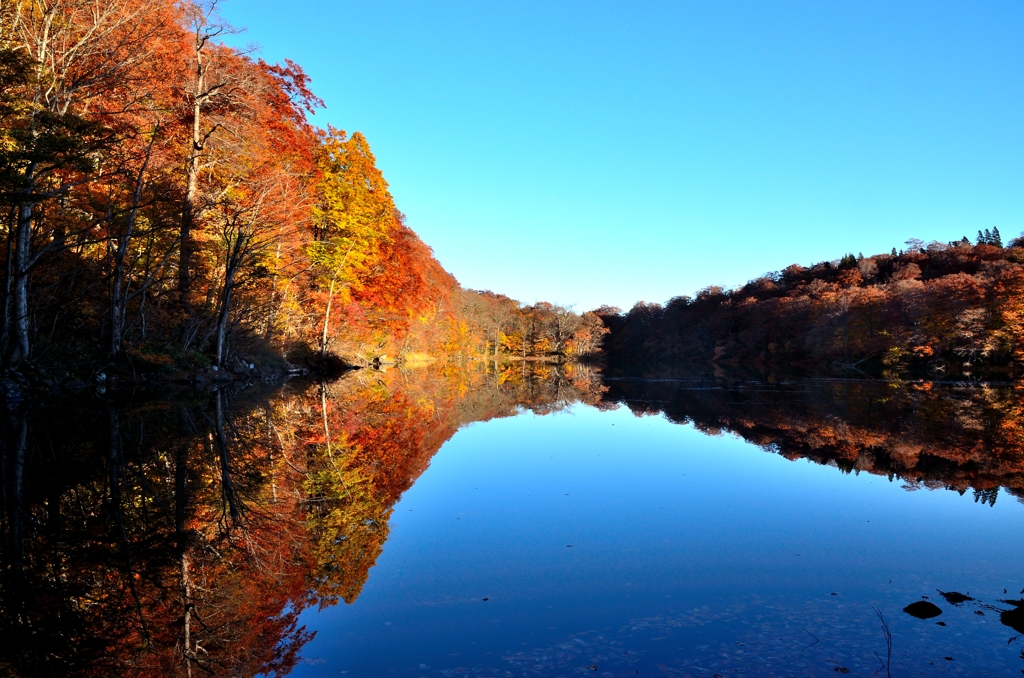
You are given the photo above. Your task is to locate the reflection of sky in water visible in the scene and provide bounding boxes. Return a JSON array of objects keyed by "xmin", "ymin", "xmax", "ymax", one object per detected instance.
[{"xmin": 290, "ymin": 403, "xmax": 1024, "ymax": 676}]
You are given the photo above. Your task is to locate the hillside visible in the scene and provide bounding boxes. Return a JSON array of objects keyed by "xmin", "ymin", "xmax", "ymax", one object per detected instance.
[
  {"xmin": 0, "ymin": 1, "xmax": 602, "ymax": 384},
  {"xmin": 600, "ymin": 235, "xmax": 1024, "ymax": 378}
]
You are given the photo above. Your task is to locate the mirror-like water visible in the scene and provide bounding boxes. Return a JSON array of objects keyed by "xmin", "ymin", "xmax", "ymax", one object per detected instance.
[{"xmin": 3, "ymin": 366, "xmax": 1024, "ymax": 676}]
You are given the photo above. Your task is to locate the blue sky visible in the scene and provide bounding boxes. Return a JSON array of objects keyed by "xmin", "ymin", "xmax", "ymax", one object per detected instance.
[{"xmin": 221, "ymin": 0, "xmax": 1023, "ymax": 311}]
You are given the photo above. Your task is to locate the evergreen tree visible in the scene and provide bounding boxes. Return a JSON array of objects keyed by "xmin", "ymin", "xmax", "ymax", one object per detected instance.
[
  {"xmin": 839, "ymin": 253, "xmax": 857, "ymax": 270},
  {"xmin": 891, "ymin": 248, "xmax": 898, "ymax": 257},
  {"xmin": 993, "ymin": 226, "xmax": 1003, "ymax": 248},
  {"xmin": 978, "ymin": 230, "xmax": 986, "ymax": 245}
]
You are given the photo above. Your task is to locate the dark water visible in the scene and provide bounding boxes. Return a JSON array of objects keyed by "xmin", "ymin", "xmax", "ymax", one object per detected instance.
[{"xmin": 2, "ymin": 367, "xmax": 1024, "ymax": 676}]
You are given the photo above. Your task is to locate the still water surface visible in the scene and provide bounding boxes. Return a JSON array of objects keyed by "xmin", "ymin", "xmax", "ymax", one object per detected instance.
[
  {"xmin": 292, "ymin": 378, "xmax": 1024, "ymax": 677},
  {"xmin": 3, "ymin": 368, "xmax": 1024, "ymax": 676}
]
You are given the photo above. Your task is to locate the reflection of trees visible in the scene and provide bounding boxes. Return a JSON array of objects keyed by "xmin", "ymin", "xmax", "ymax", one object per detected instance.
[
  {"xmin": 0, "ymin": 388, "xmax": 313, "ymax": 676},
  {"xmin": 302, "ymin": 362, "xmax": 607, "ymax": 605},
  {"xmin": 0, "ymin": 362, "xmax": 604, "ymax": 675},
  {"xmin": 603, "ymin": 377, "xmax": 1024, "ymax": 501},
  {"xmin": 14, "ymin": 367, "xmax": 1024, "ymax": 675}
]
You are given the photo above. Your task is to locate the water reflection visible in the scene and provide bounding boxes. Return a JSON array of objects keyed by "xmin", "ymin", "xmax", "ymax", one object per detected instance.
[
  {"xmin": 0, "ymin": 363, "xmax": 604, "ymax": 676},
  {"xmin": 0, "ymin": 387, "xmax": 314, "ymax": 676},
  {"xmin": 604, "ymin": 377, "xmax": 1024, "ymax": 504},
  {"xmin": 1, "ymin": 367, "xmax": 1024, "ymax": 675}
]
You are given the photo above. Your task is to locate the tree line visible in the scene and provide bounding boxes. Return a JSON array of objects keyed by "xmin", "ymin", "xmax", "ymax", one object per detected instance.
[
  {"xmin": 0, "ymin": 0, "xmax": 601, "ymax": 382},
  {"xmin": 599, "ymin": 235, "xmax": 1024, "ymax": 378}
]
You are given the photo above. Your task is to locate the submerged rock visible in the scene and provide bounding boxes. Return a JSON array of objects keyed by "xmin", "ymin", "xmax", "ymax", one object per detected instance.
[
  {"xmin": 937, "ymin": 590, "xmax": 974, "ymax": 606},
  {"xmin": 904, "ymin": 601, "xmax": 942, "ymax": 619},
  {"xmin": 999, "ymin": 600, "xmax": 1024, "ymax": 634}
]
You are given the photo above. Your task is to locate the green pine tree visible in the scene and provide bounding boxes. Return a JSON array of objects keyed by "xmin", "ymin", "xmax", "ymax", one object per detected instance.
[{"xmin": 992, "ymin": 226, "xmax": 1003, "ymax": 248}]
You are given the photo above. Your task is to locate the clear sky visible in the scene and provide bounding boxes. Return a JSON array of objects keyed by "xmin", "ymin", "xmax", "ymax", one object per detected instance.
[{"xmin": 220, "ymin": 0, "xmax": 1023, "ymax": 312}]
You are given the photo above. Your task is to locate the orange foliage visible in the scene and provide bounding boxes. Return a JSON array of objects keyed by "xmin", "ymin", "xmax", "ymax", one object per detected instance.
[
  {"xmin": 602, "ymin": 241, "xmax": 1024, "ymax": 378},
  {"xmin": 0, "ymin": 0, "xmax": 600, "ymax": 377}
]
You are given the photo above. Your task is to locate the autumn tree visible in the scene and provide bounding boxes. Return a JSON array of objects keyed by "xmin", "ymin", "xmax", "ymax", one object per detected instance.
[
  {"xmin": 600, "ymin": 240, "xmax": 1024, "ymax": 378},
  {"xmin": 308, "ymin": 128, "xmax": 396, "ymax": 357},
  {"xmin": 0, "ymin": 0, "xmax": 601, "ymax": 378},
  {"xmin": 0, "ymin": 0, "xmax": 173, "ymax": 362}
]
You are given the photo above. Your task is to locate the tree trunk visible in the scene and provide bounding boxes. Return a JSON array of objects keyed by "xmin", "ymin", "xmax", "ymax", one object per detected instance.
[
  {"xmin": 213, "ymin": 390, "xmax": 240, "ymax": 524},
  {"xmin": 10, "ymin": 200, "xmax": 33, "ymax": 364},
  {"xmin": 179, "ymin": 109, "xmax": 201, "ymax": 306},
  {"xmin": 321, "ymin": 276, "xmax": 336, "ymax": 357},
  {"xmin": 2, "ymin": 208, "xmax": 14, "ymax": 357},
  {"xmin": 109, "ymin": 261, "xmax": 124, "ymax": 356},
  {"xmin": 110, "ymin": 141, "xmax": 153, "ymax": 356},
  {"xmin": 180, "ymin": 32, "xmax": 208, "ymax": 309},
  {"xmin": 181, "ymin": 550, "xmax": 194, "ymax": 678},
  {"xmin": 320, "ymin": 245, "xmax": 353, "ymax": 357},
  {"xmin": 214, "ymin": 225, "xmax": 248, "ymax": 368},
  {"xmin": 321, "ymin": 384, "xmax": 336, "ymax": 465},
  {"xmin": 6, "ymin": 411, "xmax": 27, "ymax": 579},
  {"xmin": 213, "ymin": 267, "xmax": 235, "ymax": 368}
]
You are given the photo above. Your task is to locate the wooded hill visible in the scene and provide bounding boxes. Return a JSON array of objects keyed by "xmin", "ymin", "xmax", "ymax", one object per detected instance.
[
  {"xmin": 0, "ymin": 0, "xmax": 603, "ymax": 383},
  {"xmin": 600, "ymin": 235, "xmax": 1024, "ymax": 378}
]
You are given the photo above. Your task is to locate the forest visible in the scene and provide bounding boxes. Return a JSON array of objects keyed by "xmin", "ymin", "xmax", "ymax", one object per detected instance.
[
  {"xmin": 0, "ymin": 0, "xmax": 604, "ymax": 387},
  {"xmin": 11, "ymin": 0, "xmax": 1024, "ymax": 387},
  {"xmin": 600, "ymin": 232, "xmax": 1024, "ymax": 378}
]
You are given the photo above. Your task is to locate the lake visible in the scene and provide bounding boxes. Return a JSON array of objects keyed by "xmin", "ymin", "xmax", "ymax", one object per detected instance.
[{"xmin": 2, "ymin": 366, "xmax": 1024, "ymax": 676}]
